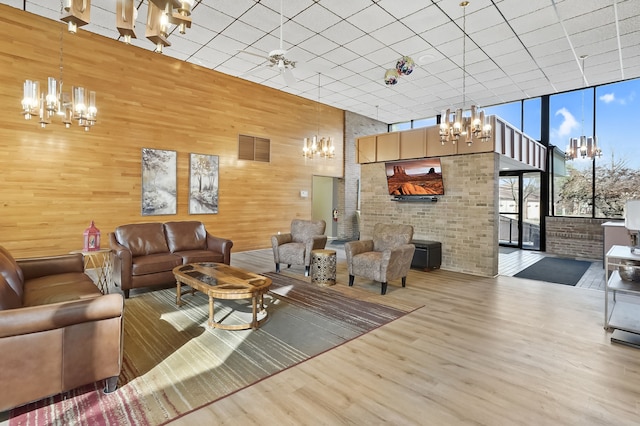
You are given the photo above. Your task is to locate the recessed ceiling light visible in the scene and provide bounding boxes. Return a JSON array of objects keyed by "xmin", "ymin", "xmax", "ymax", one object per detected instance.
[{"xmin": 418, "ymin": 54, "xmax": 434, "ymax": 64}]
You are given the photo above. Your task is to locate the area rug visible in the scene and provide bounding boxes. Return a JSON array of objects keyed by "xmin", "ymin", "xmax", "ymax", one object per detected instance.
[
  {"xmin": 9, "ymin": 274, "xmax": 416, "ymax": 426},
  {"xmin": 514, "ymin": 257, "xmax": 592, "ymax": 286}
]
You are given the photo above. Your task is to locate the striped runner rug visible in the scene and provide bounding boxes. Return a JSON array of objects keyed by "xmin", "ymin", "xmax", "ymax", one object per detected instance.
[{"xmin": 9, "ymin": 273, "xmax": 418, "ymax": 426}]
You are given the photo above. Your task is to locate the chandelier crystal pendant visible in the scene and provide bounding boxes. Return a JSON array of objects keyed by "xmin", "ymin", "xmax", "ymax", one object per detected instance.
[
  {"xmin": 439, "ymin": 1, "xmax": 491, "ymax": 146},
  {"xmin": 565, "ymin": 55, "xmax": 602, "ymax": 160},
  {"xmin": 21, "ymin": 0, "xmax": 97, "ymax": 131},
  {"xmin": 303, "ymin": 74, "xmax": 335, "ymax": 160}
]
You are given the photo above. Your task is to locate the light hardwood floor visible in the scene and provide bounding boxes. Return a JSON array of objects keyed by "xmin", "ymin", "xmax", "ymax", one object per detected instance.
[{"xmin": 168, "ymin": 246, "xmax": 639, "ymax": 426}]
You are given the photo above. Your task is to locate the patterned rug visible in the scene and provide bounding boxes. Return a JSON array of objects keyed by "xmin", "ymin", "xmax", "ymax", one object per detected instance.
[{"xmin": 9, "ymin": 273, "xmax": 417, "ymax": 425}]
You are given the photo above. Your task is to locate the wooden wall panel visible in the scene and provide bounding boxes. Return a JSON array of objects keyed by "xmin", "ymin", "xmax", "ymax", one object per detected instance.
[
  {"xmin": 0, "ymin": 6, "xmax": 344, "ymax": 258},
  {"xmin": 375, "ymin": 132, "xmax": 399, "ymax": 162}
]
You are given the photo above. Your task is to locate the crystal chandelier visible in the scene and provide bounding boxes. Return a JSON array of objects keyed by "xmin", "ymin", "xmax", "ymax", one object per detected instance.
[
  {"xmin": 303, "ymin": 74, "xmax": 335, "ymax": 159},
  {"xmin": 21, "ymin": 2, "xmax": 97, "ymax": 131},
  {"xmin": 565, "ymin": 55, "xmax": 602, "ymax": 160},
  {"xmin": 439, "ymin": 1, "xmax": 491, "ymax": 146}
]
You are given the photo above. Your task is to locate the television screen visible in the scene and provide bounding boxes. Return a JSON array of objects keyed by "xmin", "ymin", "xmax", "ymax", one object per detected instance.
[{"xmin": 385, "ymin": 158, "xmax": 444, "ymax": 196}]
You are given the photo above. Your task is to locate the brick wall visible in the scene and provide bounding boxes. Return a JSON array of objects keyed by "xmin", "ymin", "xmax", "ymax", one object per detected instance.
[
  {"xmin": 546, "ymin": 217, "xmax": 607, "ymax": 260},
  {"xmin": 359, "ymin": 152, "xmax": 500, "ymax": 277},
  {"xmin": 339, "ymin": 111, "xmax": 387, "ymax": 240}
]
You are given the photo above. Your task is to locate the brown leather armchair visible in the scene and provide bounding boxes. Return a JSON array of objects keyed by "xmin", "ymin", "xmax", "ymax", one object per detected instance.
[
  {"xmin": 0, "ymin": 246, "xmax": 124, "ymax": 411},
  {"xmin": 344, "ymin": 223, "xmax": 415, "ymax": 295},
  {"xmin": 271, "ymin": 219, "xmax": 327, "ymax": 276}
]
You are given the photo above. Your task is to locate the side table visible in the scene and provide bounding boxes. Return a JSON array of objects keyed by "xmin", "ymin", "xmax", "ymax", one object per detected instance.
[
  {"xmin": 311, "ymin": 249, "xmax": 337, "ymax": 287},
  {"xmin": 70, "ymin": 248, "xmax": 112, "ymax": 294}
]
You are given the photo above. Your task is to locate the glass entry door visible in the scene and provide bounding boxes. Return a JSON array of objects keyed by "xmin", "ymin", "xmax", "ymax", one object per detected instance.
[
  {"xmin": 499, "ymin": 176, "xmax": 520, "ymax": 247},
  {"xmin": 499, "ymin": 172, "xmax": 542, "ymax": 250}
]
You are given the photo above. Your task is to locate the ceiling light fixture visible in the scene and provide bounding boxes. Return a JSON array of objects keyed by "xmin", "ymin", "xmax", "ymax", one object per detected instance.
[
  {"xmin": 61, "ymin": 0, "xmax": 194, "ymax": 52},
  {"xmin": 303, "ymin": 73, "xmax": 335, "ymax": 160},
  {"xmin": 565, "ymin": 55, "xmax": 602, "ymax": 160},
  {"xmin": 384, "ymin": 56, "xmax": 415, "ymax": 85},
  {"xmin": 439, "ymin": 1, "xmax": 491, "ymax": 146},
  {"xmin": 21, "ymin": 1, "xmax": 96, "ymax": 131},
  {"xmin": 116, "ymin": 0, "xmax": 138, "ymax": 45}
]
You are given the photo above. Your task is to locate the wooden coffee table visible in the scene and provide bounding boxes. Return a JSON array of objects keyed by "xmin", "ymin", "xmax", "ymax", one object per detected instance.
[{"xmin": 172, "ymin": 263, "xmax": 271, "ymax": 330}]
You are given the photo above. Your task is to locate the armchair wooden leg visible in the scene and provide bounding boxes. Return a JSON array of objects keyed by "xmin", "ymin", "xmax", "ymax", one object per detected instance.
[
  {"xmin": 124, "ymin": 289, "xmax": 130, "ymax": 299},
  {"xmin": 349, "ymin": 275, "xmax": 354, "ymax": 286},
  {"xmin": 275, "ymin": 263, "xmax": 280, "ymax": 273},
  {"xmin": 104, "ymin": 376, "xmax": 118, "ymax": 393},
  {"xmin": 402, "ymin": 277, "xmax": 406, "ymax": 287},
  {"xmin": 381, "ymin": 282, "xmax": 388, "ymax": 295},
  {"xmin": 305, "ymin": 266, "xmax": 310, "ymax": 277}
]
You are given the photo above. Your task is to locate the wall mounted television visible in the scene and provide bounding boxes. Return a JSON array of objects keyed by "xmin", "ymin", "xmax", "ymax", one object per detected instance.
[{"xmin": 385, "ymin": 158, "xmax": 444, "ymax": 199}]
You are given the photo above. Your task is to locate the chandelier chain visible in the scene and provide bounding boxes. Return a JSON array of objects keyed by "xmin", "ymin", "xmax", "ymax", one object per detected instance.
[{"xmin": 462, "ymin": 4, "xmax": 466, "ymax": 108}]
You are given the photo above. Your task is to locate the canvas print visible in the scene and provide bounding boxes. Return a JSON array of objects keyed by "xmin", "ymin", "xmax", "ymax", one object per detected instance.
[
  {"xmin": 141, "ymin": 148, "xmax": 177, "ymax": 215},
  {"xmin": 189, "ymin": 153, "xmax": 219, "ymax": 214}
]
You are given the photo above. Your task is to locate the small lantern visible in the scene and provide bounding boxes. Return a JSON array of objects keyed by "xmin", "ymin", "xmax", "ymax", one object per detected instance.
[{"xmin": 83, "ymin": 220, "xmax": 101, "ymax": 251}]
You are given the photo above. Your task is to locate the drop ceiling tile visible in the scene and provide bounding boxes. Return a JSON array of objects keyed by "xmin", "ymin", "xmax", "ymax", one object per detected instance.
[
  {"xmin": 223, "ymin": 19, "xmax": 268, "ymax": 46},
  {"xmin": 259, "ymin": 0, "xmax": 315, "ymax": 18},
  {"xmin": 369, "ymin": 21, "xmax": 416, "ymax": 47},
  {"xmin": 377, "ymin": 0, "xmax": 431, "ymax": 20},
  {"xmin": 190, "ymin": 5, "xmax": 236, "ymax": 32},
  {"xmin": 296, "ymin": 34, "xmax": 340, "ymax": 57},
  {"xmin": 321, "ymin": 47, "xmax": 360, "ymax": 67},
  {"xmin": 321, "ymin": 20, "xmax": 366, "ymax": 47},
  {"xmin": 495, "ymin": 0, "xmax": 554, "ymax": 20},
  {"xmin": 364, "ymin": 47, "xmax": 404, "ymax": 69},
  {"xmin": 344, "ymin": 34, "xmax": 386, "ymax": 57},
  {"xmin": 207, "ymin": 34, "xmax": 252, "ymax": 56},
  {"xmin": 510, "ymin": 7, "xmax": 560, "ymax": 34},
  {"xmin": 182, "ymin": 24, "xmax": 218, "ymax": 46},
  {"xmin": 237, "ymin": 3, "xmax": 280, "ymax": 33},
  {"xmin": 200, "ymin": 0, "xmax": 259, "ymax": 18},
  {"xmin": 482, "ymin": 37, "xmax": 524, "ymax": 58},
  {"xmin": 518, "ymin": 24, "xmax": 566, "ymax": 47},
  {"xmin": 421, "ymin": 22, "xmax": 463, "ymax": 53},
  {"xmin": 346, "ymin": 4, "xmax": 396, "ymax": 34},
  {"xmin": 293, "ymin": 3, "xmax": 342, "ymax": 34},
  {"xmin": 400, "ymin": 4, "xmax": 450, "ymax": 34},
  {"xmin": 470, "ymin": 23, "xmax": 514, "ymax": 47}
]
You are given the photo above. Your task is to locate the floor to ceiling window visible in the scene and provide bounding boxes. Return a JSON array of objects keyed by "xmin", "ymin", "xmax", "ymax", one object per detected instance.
[{"xmin": 550, "ymin": 78, "xmax": 640, "ymax": 219}]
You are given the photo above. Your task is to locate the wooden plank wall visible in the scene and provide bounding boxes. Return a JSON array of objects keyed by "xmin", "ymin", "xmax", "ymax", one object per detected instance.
[{"xmin": 0, "ymin": 6, "xmax": 344, "ymax": 258}]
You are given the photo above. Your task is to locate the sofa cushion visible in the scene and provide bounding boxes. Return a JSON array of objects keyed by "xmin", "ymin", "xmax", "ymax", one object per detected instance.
[
  {"xmin": 115, "ymin": 223, "xmax": 169, "ymax": 257},
  {"xmin": 0, "ymin": 246, "xmax": 25, "ymax": 303},
  {"xmin": 23, "ymin": 273, "xmax": 100, "ymax": 307},
  {"xmin": 164, "ymin": 221, "xmax": 207, "ymax": 253},
  {"xmin": 176, "ymin": 250, "xmax": 225, "ymax": 264},
  {"xmin": 291, "ymin": 219, "xmax": 326, "ymax": 244},
  {"xmin": 277, "ymin": 243, "xmax": 305, "ymax": 265},
  {"xmin": 0, "ymin": 276, "xmax": 22, "ymax": 310},
  {"xmin": 131, "ymin": 253, "xmax": 182, "ymax": 276},
  {"xmin": 372, "ymin": 223, "xmax": 413, "ymax": 252}
]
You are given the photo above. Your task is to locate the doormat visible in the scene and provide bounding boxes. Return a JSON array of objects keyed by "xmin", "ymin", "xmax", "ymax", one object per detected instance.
[{"xmin": 514, "ymin": 257, "xmax": 592, "ymax": 286}]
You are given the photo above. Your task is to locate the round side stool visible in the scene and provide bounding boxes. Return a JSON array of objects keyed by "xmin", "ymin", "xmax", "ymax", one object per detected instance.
[{"xmin": 311, "ymin": 249, "xmax": 337, "ymax": 287}]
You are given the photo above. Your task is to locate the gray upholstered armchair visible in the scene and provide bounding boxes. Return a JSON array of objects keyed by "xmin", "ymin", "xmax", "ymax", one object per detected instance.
[
  {"xmin": 345, "ymin": 223, "xmax": 415, "ymax": 295},
  {"xmin": 271, "ymin": 219, "xmax": 327, "ymax": 276}
]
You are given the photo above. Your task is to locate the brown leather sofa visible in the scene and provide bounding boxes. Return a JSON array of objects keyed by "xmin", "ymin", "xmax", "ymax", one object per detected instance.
[
  {"xmin": 109, "ymin": 221, "xmax": 233, "ymax": 298},
  {"xmin": 0, "ymin": 245, "xmax": 124, "ymax": 411}
]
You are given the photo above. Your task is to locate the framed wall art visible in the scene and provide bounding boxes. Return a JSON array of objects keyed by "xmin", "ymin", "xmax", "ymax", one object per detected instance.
[
  {"xmin": 189, "ymin": 153, "xmax": 219, "ymax": 214},
  {"xmin": 141, "ymin": 148, "xmax": 177, "ymax": 216}
]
